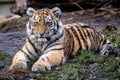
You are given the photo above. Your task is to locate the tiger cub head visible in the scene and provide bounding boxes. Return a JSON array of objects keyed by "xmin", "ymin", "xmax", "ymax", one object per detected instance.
[{"xmin": 26, "ymin": 7, "xmax": 63, "ymax": 42}]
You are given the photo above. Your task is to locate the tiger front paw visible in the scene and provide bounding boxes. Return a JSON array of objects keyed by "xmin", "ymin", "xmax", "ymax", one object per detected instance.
[
  {"xmin": 9, "ymin": 60, "xmax": 27, "ymax": 70},
  {"xmin": 32, "ymin": 61, "xmax": 51, "ymax": 72}
]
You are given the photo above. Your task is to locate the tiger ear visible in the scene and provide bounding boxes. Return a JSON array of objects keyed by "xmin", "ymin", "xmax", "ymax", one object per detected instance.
[
  {"xmin": 52, "ymin": 7, "xmax": 61, "ymax": 20},
  {"xmin": 26, "ymin": 7, "xmax": 35, "ymax": 17}
]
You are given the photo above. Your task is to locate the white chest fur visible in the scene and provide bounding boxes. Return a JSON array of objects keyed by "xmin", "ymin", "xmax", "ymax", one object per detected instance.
[{"xmin": 34, "ymin": 41, "xmax": 48, "ymax": 52}]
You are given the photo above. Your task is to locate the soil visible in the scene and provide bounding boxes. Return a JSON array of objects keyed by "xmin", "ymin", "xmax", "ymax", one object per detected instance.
[{"xmin": 0, "ymin": 6, "xmax": 120, "ymax": 79}]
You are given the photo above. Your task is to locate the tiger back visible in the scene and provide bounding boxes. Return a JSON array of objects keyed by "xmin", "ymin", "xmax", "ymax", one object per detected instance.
[{"xmin": 63, "ymin": 23, "xmax": 111, "ymax": 57}]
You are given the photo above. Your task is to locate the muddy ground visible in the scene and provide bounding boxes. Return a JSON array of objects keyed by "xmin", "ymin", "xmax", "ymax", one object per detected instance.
[{"xmin": 0, "ymin": 6, "xmax": 120, "ymax": 80}]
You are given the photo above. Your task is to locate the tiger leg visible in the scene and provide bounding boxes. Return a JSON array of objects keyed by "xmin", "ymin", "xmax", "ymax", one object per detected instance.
[
  {"xmin": 9, "ymin": 40, "xmax": 37, "ymax": 70},
  {"xmin": 32, "ymin": 50, "xmax": 66, "ymax": 71},
  {"xmin": 100, "ymin": 40, "xmax": 113, "ymax": 55},
  {"xmin": 9, "ymin": 50, "xmax": 28, "ymax": 70}
]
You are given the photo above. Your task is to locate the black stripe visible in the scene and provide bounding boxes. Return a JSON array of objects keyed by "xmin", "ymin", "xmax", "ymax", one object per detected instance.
[
  {"xmin": 76, "ymin": 26, "xmax": 84, "ymax": 50},
  {"xmin": 82, "ymin": 28, "xmax": 88, "ymax": 50},
  {"xmin": 47, "ymin": 43, "xmax": 61, "ymax": 49},
  {"xmin": 53, "ymin": 21, "xmax": 57, "ymax": 31},
  {"xmin": 56, "ymin": 21, "xmax": 59, "ymax": 30},
  {"xmin": 66, "ymin": 28, "xmax": 74, "ymax": 57},
  {"xmin": 46, "ymin": 56, "xmax": 50, "ymax": 61},
  {"xmin": 85, "ymin": 29, "xmax": 91, "ymax": 39},
  {"xmin": 64, "ymin": 28, "xmax": 71, "ymax": 56},
  {"xmin": 53, "ymin": 21, "xmax": 56, "ymax": 30},
  {"xmin": 28, "ymin": 22, "xmax": 31, "ymax": 29},
  {"xmin": 53, "ymin": 31, "xmax": 64, "ymax": 42},
  {"xmin": 90, "ymin": 31, "xmax": 94, "ymax": 39},
  {"xmin": 26, "ymin": 46, "xmax": 38, "ymax": 60},
  {"xmin": 85, "ymin": 29, "xmax": 92, "ymax": 49},
  {"xmin": 45, "ymin": 48, "xmax": 63, "ymax": 54},
  {"xmin": 53, "ymin": 10, "xmax": 58, "ymax": 13},
  {"xmin": 20, "ymin": 49, "xmax": 32, "ymax": 61},
  {"xmin": 41, "ymin": 58, "xmax": 45, "ymax": 61},
  {"xmin": 89, "ymin": 30, "xmax": 94, "ymax": 49},
  {"xmin": 28, "ymin": 38, "xmax": 40, "ymax": 56},
  {"xmin": 103, "ymin": 39, "xmax": 107, "ymax": 45},
  {"xmin": 76, "ymin": 26, "xmax": 82, "ymax": 49},
  {"xmin": 71, "ymin": 26, "xmax": 81, "ymax": 49},
  {"xmin": 81, "ymin": 25, "xmax": 91, "ymax": 28},
  {"xmin": 82, "ymin": 29, "xmax": 87, "ymax": 39},
  {"xmin": 87, "ymin": 29, "xmax": 93, "ymax": 41},
  {"xmin": 71, "ymin": 26, "xmax": 81, "ymax": 47},
  {"xmin": 45, "ymin": 32, "xmax": 64, "ymax": 50},
  {"xmin": 85, "ymin": 29, "xmax": 91, "ymax": 37}
]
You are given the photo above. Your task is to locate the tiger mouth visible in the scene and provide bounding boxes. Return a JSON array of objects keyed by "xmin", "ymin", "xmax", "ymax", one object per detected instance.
[
  {"xmin": 36, "ymin": 36, "xmax": 50, "ymax": 42},
  {"xmin": 34, "ymin": 29, "xmax": 57, "ymax": 42},
  {"xmin": 37, "ymin": 37, "xmax": 47, "ymax": 42}
]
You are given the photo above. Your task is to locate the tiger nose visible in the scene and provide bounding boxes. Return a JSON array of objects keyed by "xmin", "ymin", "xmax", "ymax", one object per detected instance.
[
  {"xmin": 35, "ymin": 27, "xmax": 45, "ymax": 34},
  {"xmin": 40, "ymin": 33, "xmax": 44, "ymax": 37},
  {"xmin": 36, "ymin": 32, "xmax": 43, "ymax": 37}
]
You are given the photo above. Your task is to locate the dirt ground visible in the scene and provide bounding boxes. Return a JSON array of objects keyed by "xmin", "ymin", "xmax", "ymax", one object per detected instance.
[{"xmin": 0, "ymin": 7, "xmax": 120, "ymax": 79}]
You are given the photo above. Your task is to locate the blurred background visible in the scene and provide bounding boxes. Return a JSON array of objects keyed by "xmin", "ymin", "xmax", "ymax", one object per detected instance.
[{"xmin": 0, "ymin": 0, "xmax": 120, "ymax": 15}]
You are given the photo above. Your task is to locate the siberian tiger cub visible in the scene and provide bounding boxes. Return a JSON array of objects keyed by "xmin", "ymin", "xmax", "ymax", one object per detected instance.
[{"xmin": 9, "ymin": 7, "xmax": 113, "ymax": 71}]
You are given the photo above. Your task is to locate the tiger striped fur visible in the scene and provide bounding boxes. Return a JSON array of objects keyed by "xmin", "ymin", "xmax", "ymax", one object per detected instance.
[{"xmin": 9, "ymin": 7, "xmax": 113, "ymax": 71}]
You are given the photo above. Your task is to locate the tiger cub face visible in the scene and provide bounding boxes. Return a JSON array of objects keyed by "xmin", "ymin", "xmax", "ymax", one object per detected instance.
[{"xmin": 26, "ymin": 7, "xmax": 62, "ymax": 42}]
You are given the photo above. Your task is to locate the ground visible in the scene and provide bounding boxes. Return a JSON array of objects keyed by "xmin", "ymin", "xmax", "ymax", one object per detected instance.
[{"xmin": 0, "ymin": 7, "xmax": 120, "ymax": 80}]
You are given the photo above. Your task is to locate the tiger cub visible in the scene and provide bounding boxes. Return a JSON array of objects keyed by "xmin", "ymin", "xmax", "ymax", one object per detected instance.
[{"xmin": 9, "ymin": 7, "xmax": 113, "ymax": 71}]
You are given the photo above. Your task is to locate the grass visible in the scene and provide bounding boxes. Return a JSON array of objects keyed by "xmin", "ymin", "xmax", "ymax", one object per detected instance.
[
  {"xmin": 34, "ymin": 31, "xmax": 120, "ymax": 80},
  {"xmin": 0, "ymin": 52, "xmax": 10, "ymax": 60},
  {"xmin": 109, "ymin": 34, "xmax": 120, "ymax": 47},
  {"xmin": 107, "ymin": 32, "xmax": 120, "ymax": 48}
]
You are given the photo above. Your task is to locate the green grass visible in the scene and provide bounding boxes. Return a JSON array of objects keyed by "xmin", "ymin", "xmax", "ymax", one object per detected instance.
[
  {"xmin": 108, "ymin": 34, "xmax": 120, "ymax": 47},
  {"xmin": 108, "ymin": 34, "xmax": 118, "ymax": 42},
  {"xmin": 107, "ymin": 32, "xmax": 120, "ymax": 48},
  {"xmin": 0, "ymin": 52, "xmax": 10, "ymax": 60}
]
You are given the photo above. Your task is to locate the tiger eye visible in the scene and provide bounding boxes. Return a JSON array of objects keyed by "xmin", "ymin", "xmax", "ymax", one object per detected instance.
[{"xmin": 46, "ymin": 22, "xmax": 52, "ymax": 27}]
